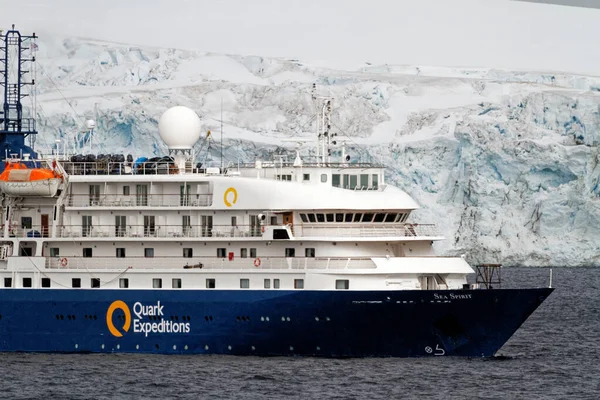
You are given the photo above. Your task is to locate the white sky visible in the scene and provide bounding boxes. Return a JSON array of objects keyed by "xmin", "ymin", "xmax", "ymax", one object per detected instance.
[{"xmin": 1, "ymin": 0, "xmax": 599, "ymax": 75}]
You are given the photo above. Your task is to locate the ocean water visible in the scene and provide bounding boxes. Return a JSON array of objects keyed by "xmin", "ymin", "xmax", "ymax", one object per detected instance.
[{"xmin": 0, "ymin": 267, "xmax": 598, "ymax": 400}]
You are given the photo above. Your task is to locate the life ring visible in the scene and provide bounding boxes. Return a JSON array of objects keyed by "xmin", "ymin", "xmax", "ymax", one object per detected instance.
[
  {"xmin": 60, "ymin": 257, "xmax": 68, "ymax": 267},
  {"xmin": 253, "ymin": 258, "xmax": 261, "ymax": 267}
]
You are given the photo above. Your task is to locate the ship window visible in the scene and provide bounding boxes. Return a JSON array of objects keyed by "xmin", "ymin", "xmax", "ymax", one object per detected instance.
[
  {"xmin": 136, "ymin": 184, "xmax": 149, "ymax": 206},
  {"xmin": 89, "ymin": 185, "xmax": 101, "ymax": 205},
  {"xmin": 353, "ymin": 213, "xmax": 363, "ymax": 223},
  {"xmin": 326, "ymin": 213, "xmax": 334, "ymax": 222},
  {"xmin": 300, "ymin": 213, "xmax": 308, "ymax": 223},
  {"xmin": 273, "ymin": 279, "xmax": 280, "ymax": 289},
  {"xmin": 206, "ymin": 278, "xmax": 216, "ymax": 289},
  {"xmin": 72, "ymin": 278, "xmax": 81, "ymax": 288},
  {"xmin": 372, "ymin": 174, "xmax": 378, "ymax": 189},
  {"xmin": 343, "ymin": 174, "xmax": 349, "ymax": 189},
  {"xmin": 183, "ymin": 248, "xmax": 193, "ymax": 258},
  {"xmin": 42, "ymin": 278, "xmax": 51, "ymax": 288},
  {"xmin": 250, "ymin": 248, "xmax": 257, "ymax": 258},
  {"xmin": 240, "ymin": 278, "xmax": 250, "ymax": 289},
  {"xmin": 19, "ymin": 247, "xmax": 33, "ymax": 257},
  {"xmin": 123, "ymin": 186, "xmax": 130, "ymax": 196},
  {"xmin": 91, "ymin": 278, "xmax": 101, "ymax": 288},
  {"xmin": 264, "ymin": 279, "xmax": 271, "ymax": 289},
  {"xmin": 240, "ymin": 248, "xmax": 248, "ymax": 258},
  {"xmin": 83, "ymin": 248, "xmax": 93, "ymax": 258},
  {"xmin": 152, "ymin": 278, "xmax": 162, "ymax": 289},
  {"xmin": 361, "ymin": 213, "xmax": 374, "ymax": 223},
  {"xmin": 116, "ymin": 248, "xmax": 126, "ymax": 258},
  {"xmin": 332, "ymin": 174, "xmax": 341, "ymax": 187},
  {"xmin": 321, "ymin": 174, "xmax": 327, "ymax": 183},
  {"xmin": 21, "ymin": 217, "xmax": 32, "ymax": 229},
  {"xmin": 50, "ymin": 248, "xmax": 60, "ymax": 257},
  {"xmin": 349, "ymin": 175, "xmax": 358, "ymax": 189},
  {"xmin": 217, "ymin": 248, "xmax": 226, "ymax": 258},
  {"xmin": 172, "ymin": 278, "xmax": 182, "ymax": 289},
  {"xmin": 344, "ymin": 213, "xmax": 353, "ymax": 222},
  {"xmin": 144, "ymin": 248, "xmax": 154, "ymax": 258},
  {"xmin": 303, "ymin": 173, "xmax": 310, "ymax": 181},
  {"xmin": 273, "ymin": 229, "xmax": 290, "ymax": 239},
  {"xmin": 119, "ymin": 278, "xmax": 129, "ymax": 288},
  {"xmin": 395, "ymin": 213, "xmax": 404, "ymax": 222},
  {"xmin": 373, "ymin": 213, "xmax": 385, "ymax": 223},
  {"xmin": 270, "ymin": 216, "xmax": 278, "ymax": 225},
  {"xmin": 316, "ymin": 214, "xmax": 325, "ymax": 222},
  {"xmin": 285, "ymin": 248, "xmax": 296, "ymax": 257},
  {"xmin": 385, "ymin": 213, "xmax": 397, "ymax": 222},
  {"xmin": 294, "ymin": 279, "xmax": 304, "ymax": 289},
  {"xmin": 4, "ymin": 277, "xmax": 12, "ymax": 288},
  {"xmin": 307, "ymin": 214, "xmax": 316, "ymax": 223},
  {"xmin": 336, "ymin": 279, "xmax": 350, "ymax": 290},
  {"xmin": 305, "ymin": 248, "xmax": 315, "ymax": 257},
  {"xmin": 360, "ymin": 174, "xmax": 368, "ymax": 189},
  {"xmin": 335, "ymin": 213, "xmax": 344, "ymax": 222},
  {"xmin": 23, "ymin": 277, "xmax": 32, "ymax": 288}
]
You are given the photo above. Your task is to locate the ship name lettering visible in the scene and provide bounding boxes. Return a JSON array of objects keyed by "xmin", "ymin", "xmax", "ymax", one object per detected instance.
[
  {"xmin": 133, "ymin": 301, "xmax": 164, "ymax": 319},
  {"xmin": 449, "ymin": 293, "xmax": 472, "ymax": 299}
]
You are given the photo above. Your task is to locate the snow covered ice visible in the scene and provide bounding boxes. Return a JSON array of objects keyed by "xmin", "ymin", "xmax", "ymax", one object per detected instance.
[{"xmin": 31, "ymin": 37, "xmax": 600, "ymax": 266}]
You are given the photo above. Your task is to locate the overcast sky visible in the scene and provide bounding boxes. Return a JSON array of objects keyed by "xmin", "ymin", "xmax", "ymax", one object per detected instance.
[{"xmin": 1, "ymin": 0, "xmax": 599, "ymax": 75}]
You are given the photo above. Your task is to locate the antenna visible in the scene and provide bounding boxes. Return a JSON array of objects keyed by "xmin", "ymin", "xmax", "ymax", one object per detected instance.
[
  {"xmin": 311, "ymin": 84, "xmax": 335, "ymax": 165},
  {"xmin": 220, "ymin": 98, "xmax": 223, "ymax": 173}
]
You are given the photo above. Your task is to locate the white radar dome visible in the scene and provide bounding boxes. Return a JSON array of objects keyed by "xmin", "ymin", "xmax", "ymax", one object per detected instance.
[{"xmin": 158, "ymin": 106, "xmax": 202, "ymax": 149}]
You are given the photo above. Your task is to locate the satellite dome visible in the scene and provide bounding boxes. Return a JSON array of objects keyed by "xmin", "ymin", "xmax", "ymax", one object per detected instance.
[{"xmin": 158, "ymin": 106, "xmax": 202, "ymax": 149}]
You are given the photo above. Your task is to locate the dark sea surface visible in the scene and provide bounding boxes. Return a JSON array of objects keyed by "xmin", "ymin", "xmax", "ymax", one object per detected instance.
[{"xmin": 0, "ymin": 267, "xmax": 598, "ymax": 400}]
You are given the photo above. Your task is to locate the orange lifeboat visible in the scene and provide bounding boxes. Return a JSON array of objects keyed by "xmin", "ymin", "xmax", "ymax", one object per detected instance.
[{"xmin": 0, "ymin": 162, "xmax": 62, "ymax": 197}]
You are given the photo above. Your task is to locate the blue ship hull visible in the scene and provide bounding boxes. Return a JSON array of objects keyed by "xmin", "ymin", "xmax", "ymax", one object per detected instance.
[{"xmin": 0, "ymin": 288, "xmax": 552, "ymax": 357}]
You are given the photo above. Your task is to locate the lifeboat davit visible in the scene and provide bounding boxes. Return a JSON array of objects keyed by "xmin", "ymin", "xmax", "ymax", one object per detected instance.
[{"xmin": 0, "ymin": 162, "xmax": 62, "ymax": 197}]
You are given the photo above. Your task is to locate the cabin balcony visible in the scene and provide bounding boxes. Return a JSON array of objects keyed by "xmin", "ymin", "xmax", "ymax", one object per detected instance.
[
  {"xmin": 44, "ymin": 256, "xmax": 376, "ymax": 270},
  {"xmin": 66, "ymin": 194, "xmax": 213, "ymax": 208},
  {"xmin": 57, "ymin": 224, "xmax": 263, "ymax": 239}
]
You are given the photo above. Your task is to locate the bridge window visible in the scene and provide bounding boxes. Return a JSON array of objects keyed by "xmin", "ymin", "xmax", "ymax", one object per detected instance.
[
  {"xmin": 344, "ymin": 213, "xmax": 353, "ymax": 222},
  {"xmin": 361, "ymin": 213, "xmax": 374, "ymax": 223},
  {"xmin": 372, "ymin": 174, "xmax": 378, "ymax": 189},
  {"xmin": 152, "ymin": 278, "xmax": 162, "ymax": 289},
  {"xmin": 353, "ymin": 213, "xmax": 363, "ymax": 223},
  {"xmin": 206, "ymin": 278, "xmax": 216, "ymax": 289},
  {"xmin": 42, "ymin": 278, "xmax": 51, "ymax": 288},
  {"xmin": 349, "ymin": 175, "xmax": 357, "ymax": 189},
  {"xmin": 336, "ymin": 279, "xmax": 350, "ymax": 290},
  {"xmin": 300, "ymin": 213, "xmax": 308, "ymax": 223},
  {"xmin": 119, "ymin": 278, "xmax": 129, "ymax": 288},
  {"xmin": 240, "ymin": 279, "xmax": 250, "ymax": 289},
  {"xmin": 316, "ymin": 213, "xmax": 325, "ymax": 222},
  {"xmin": 385, "ymin": 213, "xmax": 397, "ymax": 222},
  {"xmin": 294, "ymin": 279, "xmax": 304, "ymax": 289},
  {"xmin": 373, "ymin": 213, "xmax": 385, "ymax": 223},
  {"xmin": 396, "ymin": 213, "xmax": 406, "ymax": 222},
  {"xmin": 343, "ymin": 174, "xmax": 349, "ymax": 188},
  {"xmin": 326, "ymin": 213, "xmax": 334, "ymax": 222},
  {"xmin": 307, "ymin": 214, "xmax": 316, "ymax": 223}
]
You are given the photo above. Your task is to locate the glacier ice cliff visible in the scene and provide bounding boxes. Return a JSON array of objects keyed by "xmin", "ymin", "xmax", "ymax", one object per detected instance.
[{"xmin": 29, "ymin": 37, "xmax": 600, "ymax": 266}]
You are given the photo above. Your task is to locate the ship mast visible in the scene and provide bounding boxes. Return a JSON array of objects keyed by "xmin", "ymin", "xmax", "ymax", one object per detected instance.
[{"xmin": 311, "ymin": 83, "xmax": 337, "ymax": 165}]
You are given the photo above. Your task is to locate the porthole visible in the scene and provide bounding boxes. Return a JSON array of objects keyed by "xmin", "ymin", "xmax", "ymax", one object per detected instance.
[
  {"xmin": 205, "ymin": 345, "xmax": 209, "ymax": 350},
  {"xmin": 75, "ymin": 344, "xmax": 78, "ymax": 349},
  {"xmin": 101, "ymin": 344, "xmax": 105, "ymax": 349},
  {"xmin": 136, "ymin": 344, "xmax": 139, "ymax": 350},
  {"xmin": 173, "ymin": 345, "xmax": 177, "ymax": 350},
  {"xmin": 227, "ymin": 345, "xmax": 232, "ymax": 351},
  {"xmin": 184, "ymin": 345, "xmax": 188, "ymax": 350},
  {"xmin": 116, "ymin": 344, "xmax": 120, "ymax": 350},
  {"xmin": 289, "ymin": 346, "xmax": 294, "ymax": 351}
]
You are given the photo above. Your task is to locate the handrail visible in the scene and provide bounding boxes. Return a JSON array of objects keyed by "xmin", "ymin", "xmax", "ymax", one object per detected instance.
[{"xmin": 66, "ymin": 193, "xmax": 214, "ymax": 207}]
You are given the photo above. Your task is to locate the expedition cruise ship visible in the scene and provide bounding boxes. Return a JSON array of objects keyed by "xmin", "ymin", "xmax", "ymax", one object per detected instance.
[{"xmin": 0, "ymin": 27, "xmax": 553, "ymax": 357}]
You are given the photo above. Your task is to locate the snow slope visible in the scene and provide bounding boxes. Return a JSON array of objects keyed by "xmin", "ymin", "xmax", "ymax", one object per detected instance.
[{"xmin": 30, "ymin": 37, "xmax": 600, "ymax": 266}]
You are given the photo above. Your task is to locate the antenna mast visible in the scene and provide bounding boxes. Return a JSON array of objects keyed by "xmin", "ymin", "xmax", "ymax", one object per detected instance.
[{"xmin": 311, "ymin": 83, "xmax": 335, "ymax": 165}]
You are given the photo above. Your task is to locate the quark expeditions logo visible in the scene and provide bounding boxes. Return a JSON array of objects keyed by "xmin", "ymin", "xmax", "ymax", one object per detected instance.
[
  {"xmin": 223, "ymin": 187, "xmax": 238, "ymax": 207},
  {"xmin": 106, "ymin": 300, "xmax": 191, "ymax": 338}
]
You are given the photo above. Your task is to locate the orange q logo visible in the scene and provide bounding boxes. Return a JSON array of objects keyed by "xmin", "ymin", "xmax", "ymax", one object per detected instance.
[
  {"xmin": 223, "ymin": 187, "xmax": 238, "ymax": 207},
  {"xmin": 106, "ymin": 300, "xmax": 131, "ymax": 337}
]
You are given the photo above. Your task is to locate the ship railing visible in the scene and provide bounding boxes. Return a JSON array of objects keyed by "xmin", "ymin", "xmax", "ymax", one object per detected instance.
[
  {"xmin": 66, "ymin": 194, "xmax": 214, "ymax": 208},
  {"xmin": 3, "ymin": 225, "xmax": 50, "ymax": 239},
  {"xmin": 44, "ymin": 256, "xmax": 376, "ymax": 270},
  {"xmin": 295, "ymin": 223, "xmax": 441, "ymax": 238},
  {"xmin": 58, "ymin": 224, "xmax": 264, "ymax": 239},
  {"xmin": 235, "ymin": 161, "xmax": 385, "ymax": 169}
]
